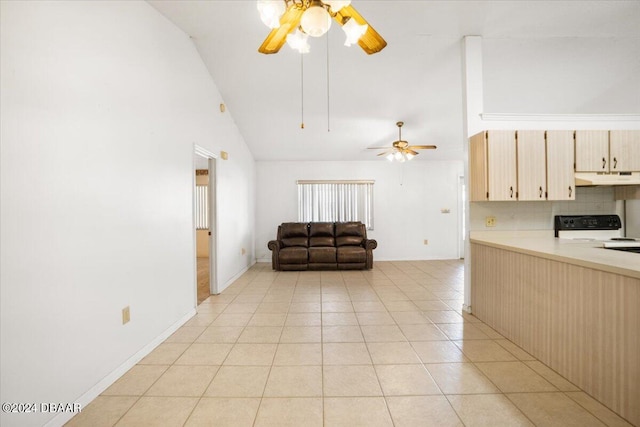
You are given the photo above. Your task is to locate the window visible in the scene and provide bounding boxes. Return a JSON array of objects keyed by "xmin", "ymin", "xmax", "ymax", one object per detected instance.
[
  {"xmin": 297, "ymin": 180, "xmax": 374, "ymax": 229},
  {"xmin": 195, "ymin": 185, "xmax": 209, "ymax": 230}
]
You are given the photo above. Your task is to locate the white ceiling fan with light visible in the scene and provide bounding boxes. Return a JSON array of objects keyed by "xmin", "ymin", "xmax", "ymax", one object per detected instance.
[
  {"xmin": 369, "ymin": 122, "xmax": 437, "ymax": 162},
  {"xmin": 256, "ymin": 0, "xmax": 387, "ymax": 55}
]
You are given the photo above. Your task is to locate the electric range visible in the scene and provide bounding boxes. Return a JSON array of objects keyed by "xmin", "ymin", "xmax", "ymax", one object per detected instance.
[{"xmin": 554, "ymin": 215, "xmax": 640, "ymax": 254}]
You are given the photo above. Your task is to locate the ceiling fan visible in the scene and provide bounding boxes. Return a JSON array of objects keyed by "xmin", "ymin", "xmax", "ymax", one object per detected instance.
[
  {"xmin": 257, "ymin": 0, "xmax": 387, "ymax": 55},
  {"xmin": 369, "ymin": 122, "xmax": 437, "ymax": 162}
]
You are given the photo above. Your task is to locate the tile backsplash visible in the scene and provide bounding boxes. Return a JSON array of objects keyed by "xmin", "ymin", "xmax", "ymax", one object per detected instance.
[{"xmin": 470, "ymin": 187, "xmax": 622, "ymax": 231}]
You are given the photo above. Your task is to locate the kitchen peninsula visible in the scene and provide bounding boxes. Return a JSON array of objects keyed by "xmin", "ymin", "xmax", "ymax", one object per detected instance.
[{"xmin": 470, "ymin": 231, "xmax": 639, "ymax": 426}]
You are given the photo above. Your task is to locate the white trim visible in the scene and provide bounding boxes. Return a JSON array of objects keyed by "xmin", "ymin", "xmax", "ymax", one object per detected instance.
[
  {"xmin": 194, "ymin": 144, "xmax": 218, "ymax": 159},
  {"xmin": 462, "ymin": 304, "xmax": 472, "ymax": 314},
  {"xmin": 45, "ymin": 309, "xmax": 196, "ymax": 427},
  {"xmin": 481, "ymin": 113, "xmax": 640, "ymax": 122}
]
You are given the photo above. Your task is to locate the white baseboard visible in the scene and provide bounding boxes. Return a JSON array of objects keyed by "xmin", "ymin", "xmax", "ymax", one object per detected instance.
[
  {"xmin": 46, "ymin": 308, "xmax": 197, "ymax": 427},
  {"xmin": 462, "ymin": 304, "xmax": 472, "ymax": 314}
]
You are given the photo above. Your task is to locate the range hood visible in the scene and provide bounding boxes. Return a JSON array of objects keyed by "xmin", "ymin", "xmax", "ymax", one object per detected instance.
[{"xmin": 575, "ymin": 172, "xmax": 640, "ymax": 186}]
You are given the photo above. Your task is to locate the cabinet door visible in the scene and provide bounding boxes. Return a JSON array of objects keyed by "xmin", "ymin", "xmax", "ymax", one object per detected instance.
[
  {"xmin": 517, "ymin": 130, "xmax": 547, "ymax": 201},
  {"xmin": 610, "ymin": 130, "xmax": 640, "ymax": 172},
  {"xmin": 469, "ymin": 132, "xmax": 488, "ymax": 201},
  {"xmin": 546, "ymin": 130, "xmax": 575, "ymax": 200},
  {"xmin": 487, "ymin": 130, "xmax": 517, "ymax": 201},
  {"xmin": 575, "ymin": 130, "xmax": 609, "ymax": 172}
]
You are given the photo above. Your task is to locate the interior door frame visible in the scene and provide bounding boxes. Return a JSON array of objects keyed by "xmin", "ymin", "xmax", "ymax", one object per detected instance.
[{"xmin": 194, "ymin": 145, "xmax": 218, "ymax": 304}]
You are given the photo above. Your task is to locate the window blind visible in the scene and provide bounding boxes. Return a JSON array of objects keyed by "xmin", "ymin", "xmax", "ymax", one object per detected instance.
[
  {"xmin": 195, "ymin": 185, "xmax": 209, "ymax": 230},
  {"xmin": 297, "ymin": 180, "xmax": 374, "ymax": 230}
]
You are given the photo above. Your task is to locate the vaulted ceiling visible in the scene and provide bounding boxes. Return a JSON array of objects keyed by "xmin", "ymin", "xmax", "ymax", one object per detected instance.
[{"xmin": 149, "ymin": 1, "xmax": 640, "ymax": 162}]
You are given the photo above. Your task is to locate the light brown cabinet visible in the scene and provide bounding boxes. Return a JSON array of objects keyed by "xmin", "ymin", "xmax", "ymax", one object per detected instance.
[
  {"xmin": 470, "ymin": 130, "xmax": 576, "ymax": 202},
  {"xmin": 517, "ymin": 130, "xmax": 546, "ymax": 200},
  {"xmin": 470, "ymin": 130, "xmax": 517, "ymax": 201},
  {"xmin": 575, "ymin": 130, "xmax": 609, "ymax": 172},
  {"xmin": 546, "ymin": 130, "xmax": 575, "ymax": 200},
  {"xmin": 576, "ymin": 130, "xmax": 640, "ymax": 172},
  {"xmin": 610, "ymin": 130, "xmax": 640, "ymax": 172}
]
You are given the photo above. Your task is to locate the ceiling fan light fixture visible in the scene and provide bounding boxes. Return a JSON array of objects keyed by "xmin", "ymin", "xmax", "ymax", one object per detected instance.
[
  {"xmin": 286, "ymin": 28, "xmax": 310, "ymax": 53},
  {"xmin": 386, "ymin": 153, "xmax": 394, "ymax": 162},
  {"xmin": 300, "ymin": 3, "xmax": 332, "ymax": 37},
  {"xmin": 404, "ymin": 151, "xmax": 415, "ymax": 160},
  {"xmin": 342, "ymin": 17, "xmax": 368, "ymax": 46},
  {"xmin": 256, "ymin": 0, "xmax": 285, "ymax": 29},
  {"xmin": 324, "ymin": 0, "xmax": 351, "ymax": 13},
  {"xmin": 394, "ymin": 151, "xmax": 403, "ymax": 161}
]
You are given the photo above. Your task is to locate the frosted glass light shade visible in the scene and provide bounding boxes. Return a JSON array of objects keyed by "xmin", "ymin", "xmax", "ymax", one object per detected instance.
[
  {"xmin": 286, "ymin": 29, "xmax": 310, "ymax": 53},
  {"xmin": 324, "ymin": 0, "xmax": 351, "ymax": 12},
  {"xmin": 404, "ymin": 152, "xmax": 415, "ymax": 160},
  {"xmin": 342, "ymin": 17, "xmax": 367, "ymax": 46},
  {"xmin": 257, "ymin": 0, "xmax": 285, "ymax": 29},
  {"xmin": 301, "ymin": 5, "xmax": 332, "ymax": 37}
]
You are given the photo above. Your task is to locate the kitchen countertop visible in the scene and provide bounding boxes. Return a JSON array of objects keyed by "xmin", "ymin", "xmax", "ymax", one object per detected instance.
[{"xmin": 470, "ymin": 230, "xmax": 640, "ymax": 280}]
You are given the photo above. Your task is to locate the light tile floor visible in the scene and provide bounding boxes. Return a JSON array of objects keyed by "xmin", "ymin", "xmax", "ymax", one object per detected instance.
[{"xmin": 67, "ymin": 261, "xmax": 633, "ymax": 427}]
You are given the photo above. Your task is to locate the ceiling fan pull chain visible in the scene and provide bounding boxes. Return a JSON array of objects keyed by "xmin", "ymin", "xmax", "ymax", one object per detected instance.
[
  {"xmin": 326, "ymin": 31, "xmax": 330, "ymax": 132},
  {"xmin": 300, "ymin": 52, "xmax": 305, "ymax": 129}
]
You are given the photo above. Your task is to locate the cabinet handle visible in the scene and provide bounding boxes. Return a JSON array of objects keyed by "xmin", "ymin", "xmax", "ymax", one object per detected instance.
[
  {"xmin": 602, "ymin": 157, "xmax": 606, "ymax": 169},
  {"xmin": 539, "ymin": 186, "xmax": 543, "ymax": 198},
  {"xmin": 510, "ymin": 186, "xmax": 514, "ymax": 198},
  {"xmin": 568, "ymin": 186, "xmax": 572, "ymax": 198},
  {"xmin": 613, "ymin": 157, "xmax": 618, "ymax": 169}
]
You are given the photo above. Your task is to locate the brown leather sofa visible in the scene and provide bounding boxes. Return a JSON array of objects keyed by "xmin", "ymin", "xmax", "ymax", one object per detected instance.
[{"xmin": 267, "ymin": 222, "xmax": 377, "ymax": 271}]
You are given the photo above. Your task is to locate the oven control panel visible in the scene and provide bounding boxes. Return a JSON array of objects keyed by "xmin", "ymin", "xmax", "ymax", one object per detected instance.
[{"xmin": 554, "ymin": 215, "xmax": 621, "ymax": 236}]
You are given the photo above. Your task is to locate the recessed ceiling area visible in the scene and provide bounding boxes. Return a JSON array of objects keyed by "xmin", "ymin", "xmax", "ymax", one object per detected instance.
[{"xmin": 148, "ymin": 1, "xmax": 640, "ymax": 162}]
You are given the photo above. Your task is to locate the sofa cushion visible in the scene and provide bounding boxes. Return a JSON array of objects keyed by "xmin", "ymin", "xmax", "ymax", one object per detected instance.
[
  {"xmin": 335, "ymin": 222, "xmax": 364, "ymax": 247},
  {"xmin": 337, "ymin": 246, "xmax": 366, "ymax": 263},
  {"xmin": 336, "ymin": 236, "xmax": 363, "ymax": 247},
  {"xmin": 310, "ymin": 236, "xmax": 335, "ymax": 247},
  {"xmin": 279, "ymin": 247, "xmax": 308, "ymax": 264},
  {"xmin": 309, "ymin": 222, "xmax": 335, "ymax": 247},
  {"xmin": 280, "ymin": 223, "xmax": 308, "ymax": 247},
  {"xmin": 335, "ymin": 222, "xmax": 363, "ymax": 237},
  {"xmin": 309, "ymin": 247, "xmax": 337, "ymax": 263}
]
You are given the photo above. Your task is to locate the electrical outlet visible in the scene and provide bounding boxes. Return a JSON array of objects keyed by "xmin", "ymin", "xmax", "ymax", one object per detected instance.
[
  {"xmin": 423, "ymin": 239, "xmax": 429, "ymax": 245},
  {"xmin": 241, "ymin": 248, "xmax": 246, "ymax": 255},
  {"xmin": 122, "ymin": 306, "xmax": 130, "ymax": 325},
  {"xmin": 485, "ymin": 216, "xmax": 497, "ymax": 227}
]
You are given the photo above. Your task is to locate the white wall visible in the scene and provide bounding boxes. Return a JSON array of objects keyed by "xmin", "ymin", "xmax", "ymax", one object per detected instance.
[
  {"xmin": 256, "ymin": 160, "xmax": 464, "ymax": 262},
  {"xmin": 0, "ymin": 2, "xmax": 254, "ymax": 426},
  {"xmin": 483, "ymin": 38, "xmax": 640, "ymax": 114}
]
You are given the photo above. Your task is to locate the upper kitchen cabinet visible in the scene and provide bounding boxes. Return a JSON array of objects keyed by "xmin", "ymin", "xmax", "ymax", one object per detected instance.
[
  {"xmin": 546, "ymin": 131, "xmax": 575, "ymax": 200},
  {"xmin": 610, "ymin": 130, "xmax": 640, "ymax": 172},
  {"xmin": 470, "ymin": 130, "xmax": 517, "ymax": 201},
  {"xmin": 575, "ymin": 130, "xmax": 609, "ymax": 172},
  {"xmin": 517, "ymin": 130, "xmax": 546, "ymax": 201}
]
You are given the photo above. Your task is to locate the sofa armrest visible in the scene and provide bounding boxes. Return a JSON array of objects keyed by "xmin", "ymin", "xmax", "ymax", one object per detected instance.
[
  {"xmin": 364, "ymin": 239, "xmax": 377, "ymax": 251},
  {"xmin": 268, "ymin": 240, "xmax": 281, "ymax": 270},
  {"xmin": 363, "ymin": 239, "xmax": 377, "ymax": 270},
  {"xmin": 268, "ymin": 240, "xmax": 281, "ymax": 252}
]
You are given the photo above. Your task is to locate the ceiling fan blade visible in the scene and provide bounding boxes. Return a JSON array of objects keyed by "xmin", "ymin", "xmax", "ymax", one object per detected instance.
[
  {"xmin": 367, "ymin": 147, "xmax": 392, "ymax": 149},
  {"xmin": 334, "ymin": 5, "xmax": 387, "ymax": 55},
  {"xmin": 258, "ymin": 5, "xmax": 304, "ymax": 54},
  {"xmin": 407, "ymin": 145, "xmax": 437, "ymax": 150},
  {"xmin": 406, "ymin": 149, "xmax": 419, "ymax": 156},
  {"xmin": 376, "ymin": 149, "xmax": 394, "ymax": 157}
]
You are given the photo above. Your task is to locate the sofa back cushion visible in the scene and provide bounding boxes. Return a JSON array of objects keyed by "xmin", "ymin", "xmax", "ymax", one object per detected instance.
[
  {"xmin": 309, "ymin": 222, "xmax": 335, "ymax": 247},
  {"xmin": 280, "ymin": 223, "xmax": 308, "ymax": 247},
  {"xmin": 335, "ymin": 222, "xmax": 364, "ymax": 247}
]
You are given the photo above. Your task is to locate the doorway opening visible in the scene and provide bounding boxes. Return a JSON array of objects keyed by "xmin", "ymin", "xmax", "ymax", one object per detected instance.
[{"xmin": 194, "ymin": 147, "xmax": 218, "ymax": 305}]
